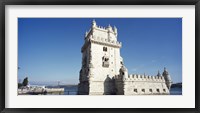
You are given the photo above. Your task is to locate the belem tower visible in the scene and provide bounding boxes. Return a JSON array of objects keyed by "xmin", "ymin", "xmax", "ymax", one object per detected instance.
[{"xmin": 78, "ymin": 20, "xmax": 172, "ymax": 95}]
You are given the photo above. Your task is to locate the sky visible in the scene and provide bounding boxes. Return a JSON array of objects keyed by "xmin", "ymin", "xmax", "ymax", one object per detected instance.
[{"xmin": 18, "ymin": 18, "xmax": 182, "ymax": 85}]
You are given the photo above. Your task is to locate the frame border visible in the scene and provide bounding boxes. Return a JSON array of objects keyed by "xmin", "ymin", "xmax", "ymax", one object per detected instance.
[{"xmin": 0, "ymin": 0, "xmax": 199, "ymax": 113}]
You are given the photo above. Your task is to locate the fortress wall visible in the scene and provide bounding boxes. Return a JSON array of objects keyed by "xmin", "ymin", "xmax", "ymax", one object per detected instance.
[
  {"xmin": 125, "ymin": 74, "xmax": 165, "ymax": 82},
  {"xmin": 115, "ymin": 74, "xmax": 169, "ymax": 95},
  {"xmin": 123, "ymin": 81, "xmax": 169, "ymax": 95},
  {"xmin": 115, "ymin": 74, "xmax": 165, "ymax": 82},
  {"xmin": 89, "ymin": 81, "xmax": 104, "ymax": 95},
  {"xmin": 89, "ymin": 81, "xmax": 115, "ymax": 95}
]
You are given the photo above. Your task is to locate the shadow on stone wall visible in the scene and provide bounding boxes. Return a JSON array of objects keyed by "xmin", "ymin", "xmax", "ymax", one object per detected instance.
[
  {"xmin": 103, "ymin": 75, "xmax": 116, "ymax": 95},
  {"xmin": 78, "ymin": 81, "xmax": 89, "ymax": 95}
]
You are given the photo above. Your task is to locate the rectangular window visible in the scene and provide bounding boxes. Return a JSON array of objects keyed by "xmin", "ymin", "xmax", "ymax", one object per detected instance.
[
  {"xmin": 103, "ymin": 47, "xmax": 107, "ymax": 51},
  {"xmin": 134, "ymin": 89, "xmax": 137, "ymax": 92}
]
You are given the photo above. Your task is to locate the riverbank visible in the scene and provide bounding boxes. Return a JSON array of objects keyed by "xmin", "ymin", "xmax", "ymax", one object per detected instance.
[
  {"xmin": 18, "ymin": 86, "xmax": 64, "ymax": 95},
  {"xmin": 18, "ymin": 84, "xmax": 182, "ymax": 95}
]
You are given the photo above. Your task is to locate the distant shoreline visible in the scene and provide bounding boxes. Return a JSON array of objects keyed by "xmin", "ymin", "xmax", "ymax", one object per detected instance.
[
  {"xmin": 46, "ymin": 84, "xmax": 78, "ymax": 88},
  {"xmin": 171, "ymin": 82, "xmax": 182, "ymax": 88}
]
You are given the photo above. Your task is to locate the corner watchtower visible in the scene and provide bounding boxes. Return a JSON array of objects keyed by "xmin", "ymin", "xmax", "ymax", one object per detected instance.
[{"xmin": 162, "ymin": 67, "xmax": 173, "ymax": 90}]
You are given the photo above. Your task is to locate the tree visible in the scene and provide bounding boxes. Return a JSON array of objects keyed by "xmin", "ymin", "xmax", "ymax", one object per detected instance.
[{"xmin": 22, "ymin": 77, "xmax": 28, "ymax": 86}]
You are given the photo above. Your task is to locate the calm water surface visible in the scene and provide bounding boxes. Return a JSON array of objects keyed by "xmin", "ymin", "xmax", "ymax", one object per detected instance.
[{"xmin": 170, "ymin": 87, "xmax": 182, "ymax": 95}]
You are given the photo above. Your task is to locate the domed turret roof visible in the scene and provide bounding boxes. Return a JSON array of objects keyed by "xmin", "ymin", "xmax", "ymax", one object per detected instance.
[{"xmin": 162, "ymin": 67, "xmax": 169, "ymax": 75}]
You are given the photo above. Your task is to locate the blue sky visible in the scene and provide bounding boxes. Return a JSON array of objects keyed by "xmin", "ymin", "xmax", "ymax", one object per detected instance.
[{"xmin": 18, "ymin": 18, "xmax": 182, "ymax": 85}]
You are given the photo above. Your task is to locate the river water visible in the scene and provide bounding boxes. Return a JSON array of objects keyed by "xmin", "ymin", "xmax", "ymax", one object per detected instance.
[{"xmin": 170, "ymin": 87, "xmax": 182, "ymax": 95}]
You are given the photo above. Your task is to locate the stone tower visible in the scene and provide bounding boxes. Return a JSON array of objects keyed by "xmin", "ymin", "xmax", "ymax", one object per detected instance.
[
  {"xmin": 78, "ymin": 20, "xmax": 122, "ymax": 95},
  {"xmin": 162, "ymin": 67, "xmax": 173, "ymax": 90},
  {"xmin": 78, "ymin": 20, "xmax": 172, "ymax": 95}
]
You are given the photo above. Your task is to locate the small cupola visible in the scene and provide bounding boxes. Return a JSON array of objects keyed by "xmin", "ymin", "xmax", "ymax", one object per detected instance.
[
  {"xmin": 107, "ymin": 24, "xmax": 113, "ymax": 32},
  {"xmin": 92, "ymin": 19, "xmax": 97, "ymax": 28}
]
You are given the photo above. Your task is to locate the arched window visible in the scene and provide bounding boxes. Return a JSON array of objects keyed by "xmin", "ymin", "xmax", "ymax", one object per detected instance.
[
  {"xmin": 163, "ymin": 89, "xmax": 166, "ymax": 92},
  {"xmin": 102, "ymin": 56, "xmax": 109, "ymax": 67}
]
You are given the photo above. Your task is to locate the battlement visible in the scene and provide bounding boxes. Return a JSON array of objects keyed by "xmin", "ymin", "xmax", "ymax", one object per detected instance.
[
  {"xmin": 81, "ymin": 35, "xmax": 122, "ymax": 52},
  {"xmin": 82, "ymin": 21, "xmax": 121, "ymax": 52},
  {"xmin": 115, "ymin": 74, "xmax": 165, "ymax": 82},
  {"xmin": 94, "ymin": 25, "xmax": 117, "ymax": 34},
  {"xmin": 90, "ymin": 35, "xmax": 121, "ymax": 47},
  {"xmin": 85, "ymin": 21, "xmax": 117, "ymax": 36},
  {"xmin": 95, "ymin": 25, "xmax": 108, "ymax": 31}
]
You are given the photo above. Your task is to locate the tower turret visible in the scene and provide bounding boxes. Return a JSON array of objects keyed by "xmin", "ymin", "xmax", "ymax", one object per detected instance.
[
  {"xmin": 107, "ymin": 24, "xmax": 113, "ymax": 32},
  {"xmin": 113, "ymin": 26, "xmax": 118, "ymax": 36},
  {"xmin": 162, "ymin": 67, "xmax": 172, "ymax": 90},
  {"xmin": 107, "ymin": 24, "xmax": 115, "ymax": 41},
  {"xmin": 92, "ymin": 19, "xmax": 97, "ymax": 28},
  {"xmin": 119, "ymin": 65, "xmax": 128, "ymax": 80}
]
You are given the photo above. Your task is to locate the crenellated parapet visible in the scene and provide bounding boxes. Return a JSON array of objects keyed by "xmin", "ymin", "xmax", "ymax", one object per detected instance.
[
  {"xmin": 85, "ymin": 20, "xmax": 118, "ymax": 38},
  {"xmin": 115, "ymin": 74, "xmax": 166, "ymax": 82},
  {"xmin": 82, "ymin": 20, "xmax": 121, "ymax": 53},
  {"xmin": 81, "ymin": 35, "xmax": 122, "ymax": 52}
]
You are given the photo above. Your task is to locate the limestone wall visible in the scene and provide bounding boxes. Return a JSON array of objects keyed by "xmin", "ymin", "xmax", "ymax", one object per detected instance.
[
  {"xmin": 115, "ymin": 74, "xmax": 170, "ymax": 95},
  {"xmin": 89, "ymin": 80, "xmax": 115, "ymax": 95},
  {"xmin": 90, "ymin": 42, "xmax": 121, "ymax": 81}
]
